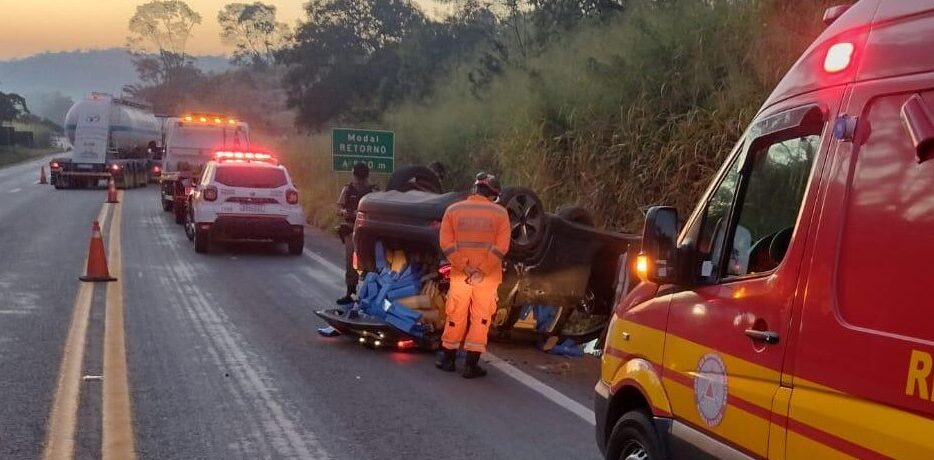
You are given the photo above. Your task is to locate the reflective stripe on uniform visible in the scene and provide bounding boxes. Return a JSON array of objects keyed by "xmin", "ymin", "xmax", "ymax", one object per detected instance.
[
  {"xmin": 490, "ymin": 247, "xmax": 506, "ymax": 259},
  {"xmin": 442, "ymin": 245, "xmax": 458, "ymax": 257},
  {"xmin": 458, "ymin": 241, "xmax": 491, "ymax": 249}
]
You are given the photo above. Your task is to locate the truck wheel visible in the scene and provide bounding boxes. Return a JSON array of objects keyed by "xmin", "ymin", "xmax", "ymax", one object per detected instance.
[
  {"xmin": 194, "ymin": 228, "xmax": 210, "ymax": 253},
  {"xmin": 288, "ymin": 235, "xmax": 305, "ymax": 255},
  {"xmin": 557, "ymin": 205, "xmax": 595, "ymax": 227},
  {"xmin": 499, "ymin": 187, "xmax": 548, "ymax": 256},
  {"xmin": 606, "ymin": 411, "xmax": 664, "ymax": 460},
  {"xmin": 386, "ymin": 165, "xmax": 442, "ymax": 194}
]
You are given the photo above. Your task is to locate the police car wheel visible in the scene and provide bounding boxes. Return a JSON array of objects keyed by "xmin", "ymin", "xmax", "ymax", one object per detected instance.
[
  {"xmin": 606, "ymin": 411, "xmax": 663, "ymax": 460},
  {"xmin": 287, "ymin": 236, "xmax": 304, "ymax": 256},
  {"xmin": 194, "ymin": 228, "xmax": 210, "ymax": 254}
]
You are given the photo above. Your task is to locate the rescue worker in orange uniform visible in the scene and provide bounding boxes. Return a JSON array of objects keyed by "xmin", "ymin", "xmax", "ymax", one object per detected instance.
[{"xmin": 435, "ymin": 172, "xmax": 510, "ymax": 378}]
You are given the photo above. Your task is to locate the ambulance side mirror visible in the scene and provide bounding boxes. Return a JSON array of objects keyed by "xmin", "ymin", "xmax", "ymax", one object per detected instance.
[{"xmin": 638, "ymin": 206, "xmax": 680, "ymax": 284}]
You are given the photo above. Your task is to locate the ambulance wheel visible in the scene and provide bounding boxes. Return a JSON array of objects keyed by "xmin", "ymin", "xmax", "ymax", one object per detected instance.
[
  {"xmin": 499, "ymin": 187, "xmax": 548, "ymax": 256},
  {"xmin": 194, "ymin": 227, "xmax": 210, "ymax": 253},
  {"xmin": 606, "ymin": 411, "xmax": 663, "ymax": 460}
]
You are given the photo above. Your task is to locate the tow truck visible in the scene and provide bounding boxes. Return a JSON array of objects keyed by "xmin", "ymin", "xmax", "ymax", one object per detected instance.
[{"xmin": 159, "ymin": 113, "xmax": 250, "ymax": 224}]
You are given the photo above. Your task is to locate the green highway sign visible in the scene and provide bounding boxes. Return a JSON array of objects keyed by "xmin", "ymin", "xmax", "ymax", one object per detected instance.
[{"xmin": 332, "ymin": 128, "xmax": 395, "ymax": 173}]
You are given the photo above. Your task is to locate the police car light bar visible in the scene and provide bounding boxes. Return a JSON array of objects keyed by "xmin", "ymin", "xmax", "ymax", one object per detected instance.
[{"xmin": 214, "ymin": 151, "xmax": 275, "ymax": 163}]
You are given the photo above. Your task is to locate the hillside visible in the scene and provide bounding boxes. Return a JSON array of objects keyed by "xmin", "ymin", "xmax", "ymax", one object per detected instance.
[{"xmin": 0, "ymin": 48, "xmax": 230, "ymax": 101}]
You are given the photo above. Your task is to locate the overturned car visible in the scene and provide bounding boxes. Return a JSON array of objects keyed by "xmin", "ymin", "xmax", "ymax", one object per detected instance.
[{"xmin": 316, "ymin": 169, "xmax": 640, "ymax": 350}]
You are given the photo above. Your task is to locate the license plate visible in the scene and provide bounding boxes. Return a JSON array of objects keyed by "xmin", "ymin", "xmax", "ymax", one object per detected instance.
[
  {"xmin": 239, "ymin": 204, "xmax": 266, "ymax": 213},
  {"xmin": 76, "ymin": 164, "xmax": 95, "ymax": 170}
]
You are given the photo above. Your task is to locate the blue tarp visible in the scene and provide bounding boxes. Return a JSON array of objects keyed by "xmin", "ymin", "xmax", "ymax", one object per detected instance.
[{"xmin": 356, "ymin": 241, "xmax": 426, "ymax": 336}]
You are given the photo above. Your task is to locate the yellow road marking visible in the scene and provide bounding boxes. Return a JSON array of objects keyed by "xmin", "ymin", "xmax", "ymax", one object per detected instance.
[
  {"xmin": 43, "ymin": 203, "xmax": 111, "ymax": 460},
  {"xmin": 102, "ymin": 191, "xmax": 135, "ymax": 460}
]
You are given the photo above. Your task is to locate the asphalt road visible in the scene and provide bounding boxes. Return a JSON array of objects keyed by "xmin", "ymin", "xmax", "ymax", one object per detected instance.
[{"xmin": 0, "ymin": 154, "xmax": 603, "ymax": 460}]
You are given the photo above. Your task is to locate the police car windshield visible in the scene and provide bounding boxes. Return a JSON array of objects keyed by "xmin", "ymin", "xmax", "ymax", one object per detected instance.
[{"xmin": 214, "ymin": 165, "xmax": 287, "ymax": 188}]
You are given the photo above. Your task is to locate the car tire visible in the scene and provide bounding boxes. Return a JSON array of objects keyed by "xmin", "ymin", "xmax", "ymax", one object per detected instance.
[
  {"xmin": 288, "ymin": 235, "xmax": 304, "ymax": 255},
  {"xmin": 498, "ymin": 186, "xmax": 548, "ymax": 256},
  {"xmin": 605, "ymin": 411, "xmax": 664, "ymax": 460},
  {"xmin": 386, "ymin": 165, "xmax": 442, "ymax": 194},
  {"xmin": 194, "ymin": 227, "xmax": 210, "ymax": 254},
  {"xmin": 162, "ymin": 199, "xmax": 173, "ymax": 212},
  {"xmin": 557, "ymin": 205, "xmax": 595, "ymax": 227},
  {"xmin": 174, "ymin": 202, "xmax": 185, "ymax": 224}
]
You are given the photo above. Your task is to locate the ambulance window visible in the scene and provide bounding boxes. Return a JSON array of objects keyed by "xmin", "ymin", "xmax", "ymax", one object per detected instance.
[
  {"xmin": 695, "ymin": 153, "xmax": 744, "ymax": 283},
  {"xmin": 724, "ymin": 134, "xmax": 820, "ymax": 277}
]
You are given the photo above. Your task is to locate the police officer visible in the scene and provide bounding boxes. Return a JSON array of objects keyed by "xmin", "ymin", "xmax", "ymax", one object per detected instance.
[
  {"xmin": 336, "ymin": 162, "xmax": 377, "ymax": 305},
  {"xmin": 436, "ymin": 172, "xmax": 510, "ymax": 378}
]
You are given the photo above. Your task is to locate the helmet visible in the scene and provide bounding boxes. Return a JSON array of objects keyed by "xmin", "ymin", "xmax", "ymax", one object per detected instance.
[
  {"xmin": 474, "ymin": 172, "xmax": 501, "ymax": 197},
  {"xmin": 352, "ymin": 162, "xmax": 370, "ymax": 179}
]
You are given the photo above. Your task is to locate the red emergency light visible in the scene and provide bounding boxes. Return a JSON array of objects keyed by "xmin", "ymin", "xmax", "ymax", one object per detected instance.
[{"xmin": 213, "ymin": 151, "xmax": 276, "ymax": 164}]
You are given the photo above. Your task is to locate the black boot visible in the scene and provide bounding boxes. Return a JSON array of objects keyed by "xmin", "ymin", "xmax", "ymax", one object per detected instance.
[
  {"xmin": 462, "ymin": 351, "xmax": 487, "ymax": 379},
  {"xmin": 435, "ymin": 348, "xmax": 456, "ymax": 372},
  {"xmin": 336, "ymin": 285, "xmax": 356, "ymax": 305}
]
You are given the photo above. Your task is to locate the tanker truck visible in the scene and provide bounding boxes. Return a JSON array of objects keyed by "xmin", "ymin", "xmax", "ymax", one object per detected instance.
[{"xmin": 50, "ymin": 92, "xmax": 160, "ymax": 189}]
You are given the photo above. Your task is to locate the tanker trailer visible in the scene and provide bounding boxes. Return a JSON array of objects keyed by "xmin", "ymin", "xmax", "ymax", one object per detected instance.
[{"xmin": 50, "ymin": 92, "xmax": 160, "ymax": 189}]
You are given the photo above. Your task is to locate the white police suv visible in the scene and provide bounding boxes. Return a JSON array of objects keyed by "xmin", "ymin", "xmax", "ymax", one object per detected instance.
[{"xmin": 185, "ymin": 151, "xmax": 305, "ymax": 254}]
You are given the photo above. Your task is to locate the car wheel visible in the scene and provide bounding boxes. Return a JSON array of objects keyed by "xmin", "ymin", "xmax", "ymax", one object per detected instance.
[
  {"xmin": 606, "ymin": 411, "xmax": 664, "ymax": 460},
  {"xmin": 288, "ymin": 235, "xmax": 304, "ymax": 255},
  {"xmin": 557, "ymin": 205, "xmax": 595, "ymax": 226},
  {"xmin": 162, "ymin": 199, "xmax": 173, "ymax": 212},
  {"xmin": 194, "ymin": 227, "xmax": 210, "ymax": 253},
  {"xmin": 386, "ymin": 165, "xmax": 442, "ymax": 194},
  {"xmin": 499, "ymin": 187, "xmax": 548, "ymax": 255}
]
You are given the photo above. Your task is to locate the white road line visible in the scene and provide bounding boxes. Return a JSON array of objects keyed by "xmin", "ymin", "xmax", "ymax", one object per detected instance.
[
  {"xmin": 8, "ymin": 188, "xmax": 21, "ymax": 193},
  {"xmin": 302, "ymin": 249, "xmax": 344, "ymax": 278},
  {"xmin": 484, "ymin": 353, "xmax": 596, "ymax": 425},
  {"xmin": 302, "ymin": 246, "xmax": 597, "ymax": 425}
]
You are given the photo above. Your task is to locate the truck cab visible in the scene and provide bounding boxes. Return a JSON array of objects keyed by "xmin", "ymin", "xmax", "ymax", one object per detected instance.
[
  {"xmin": 159, "ymin": 114, "xmax": 249, "ymax": 224},
  {"xmin": 596, "ymin": 2, "xmax": 934, "ymax": 459}
]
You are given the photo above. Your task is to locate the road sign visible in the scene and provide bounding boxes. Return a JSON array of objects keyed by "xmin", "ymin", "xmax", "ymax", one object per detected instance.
[{"xmin": 332, "ymin": 128, "xmax": 394, "ymax": 173}]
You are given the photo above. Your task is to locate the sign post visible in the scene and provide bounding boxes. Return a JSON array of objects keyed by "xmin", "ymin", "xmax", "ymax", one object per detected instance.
[{"xmin": 331, "ymin": 128, "xmax": 395, "ymax": 174}]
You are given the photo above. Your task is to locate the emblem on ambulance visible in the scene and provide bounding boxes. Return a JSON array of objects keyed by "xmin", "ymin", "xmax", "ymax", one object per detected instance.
[{"xmin": 693, "ymin": 353, "xmax": 728, "ymax": 427}]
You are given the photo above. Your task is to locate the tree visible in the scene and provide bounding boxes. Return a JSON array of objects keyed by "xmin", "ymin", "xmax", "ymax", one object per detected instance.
[
  {"xmin": 127, "ymin": 0, "xmax": 203, "ymax": 84},
  {"xmin": 281, "ymin": 0, "xmax": 426, "ymax": 128},
  {"xmin": 0, "ymin": 90, "xmax": 28, "ymax": 126},
  {"xmin": 218, "ymin": 2, "xmax": 291, "ymax": 66},
  {"xmin": 26, "ymin": 92, "xmax": 74, "ymax": 126}
]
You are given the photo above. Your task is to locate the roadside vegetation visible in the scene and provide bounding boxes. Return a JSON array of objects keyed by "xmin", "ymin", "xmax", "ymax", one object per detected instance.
[
  {"xmin": 123, "ymin": 0, "xmax": 837, "ymax": 231},
  {"xmin": 0, "ymin": 88, "xmax": 62, "ymax": 167}
]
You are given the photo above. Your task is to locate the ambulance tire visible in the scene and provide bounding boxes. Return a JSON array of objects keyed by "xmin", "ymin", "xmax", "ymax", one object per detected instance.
[
  {"xmin": 498, "ymin": 187, "xmax": 548, "ymax": 257},
  {"xmin": 606, "ymin": 410, "xmax": 664, "ymax": 460},
  {"xmin": 386, "ymin": 165, "xmax": 442, "ymax": 194}
]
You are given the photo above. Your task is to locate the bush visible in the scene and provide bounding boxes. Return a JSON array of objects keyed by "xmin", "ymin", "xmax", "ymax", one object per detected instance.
[{"xmin": 382, "ymin": 0, "xmax": 834, "ymax": 231}]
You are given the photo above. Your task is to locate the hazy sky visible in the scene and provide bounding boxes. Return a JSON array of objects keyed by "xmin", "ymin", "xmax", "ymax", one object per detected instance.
[{"xmin": 0, "ymin": 0, "xmax": 446, "ymax": 61}]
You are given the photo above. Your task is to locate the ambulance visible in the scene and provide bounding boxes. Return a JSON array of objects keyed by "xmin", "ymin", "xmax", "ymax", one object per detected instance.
[{"xmin": 596, "ymin": 2, "xmax": 934, "ymax": 459}]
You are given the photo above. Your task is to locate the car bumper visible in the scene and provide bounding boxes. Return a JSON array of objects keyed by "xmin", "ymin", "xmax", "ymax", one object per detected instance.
[
  {"xmin": 202, "ymin": 216, "xmax": 303, "ymax": 240},
  {"xmin": 594, "ymin": 380, "xmax": 612, "ymax": 455}
]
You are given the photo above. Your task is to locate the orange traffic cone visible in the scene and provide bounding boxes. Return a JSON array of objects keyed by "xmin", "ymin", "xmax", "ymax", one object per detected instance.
[
  {"xmin": 106, "ymin": 177, "xmax": 119, "ymax": 203},
  {"xmin": 38, "ymin": 166, "xmax": 48, "ymax": 184},
  {"xmin": 79, "ymin": 221, "xmax": 117, "ymax": 282}
]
